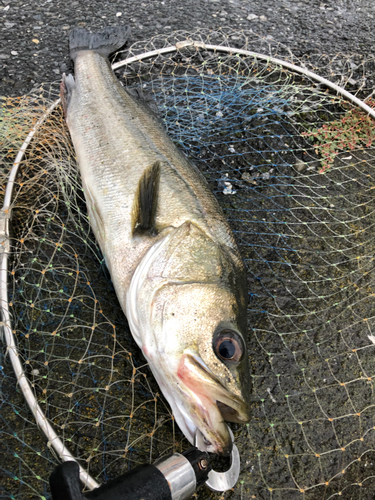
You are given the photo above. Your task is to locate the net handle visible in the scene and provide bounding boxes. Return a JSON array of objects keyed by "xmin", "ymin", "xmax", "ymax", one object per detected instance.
[{"xmin": 1, "ymin": 38, "xmax": 374, "ymax": 493}]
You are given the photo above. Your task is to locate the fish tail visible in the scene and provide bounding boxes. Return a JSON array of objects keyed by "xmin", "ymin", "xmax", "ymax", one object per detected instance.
[{"xmin": 69, "ymin": 26, "xmax": 131, "ymax": 61}]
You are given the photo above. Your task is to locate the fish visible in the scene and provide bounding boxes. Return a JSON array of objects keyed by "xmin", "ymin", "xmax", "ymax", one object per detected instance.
[{"xmin": 61, "ymin": 26, "xmax": 251, "ymax": 456}]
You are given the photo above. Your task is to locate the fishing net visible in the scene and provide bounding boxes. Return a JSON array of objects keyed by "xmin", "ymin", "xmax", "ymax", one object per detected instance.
[{"xmin": 2, "ymin": 28, "xmax": 375, "ymax": 500}]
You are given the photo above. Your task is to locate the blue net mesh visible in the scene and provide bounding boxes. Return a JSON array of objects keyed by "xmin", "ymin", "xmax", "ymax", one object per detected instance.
[{"xmin": 2, "ymin": 29, "xmax": 375, "ymax": 499}]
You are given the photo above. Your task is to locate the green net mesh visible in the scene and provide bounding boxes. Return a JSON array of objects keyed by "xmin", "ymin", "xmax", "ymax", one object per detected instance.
[{"xmin": 2, "ymin": 28, "xmax": 375, "ymax": 499}]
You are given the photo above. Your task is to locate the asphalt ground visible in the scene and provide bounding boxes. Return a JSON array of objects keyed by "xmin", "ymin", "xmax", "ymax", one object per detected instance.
[{"xmin": 1, "ymin": 0, "xmax": 375, "ymax": 97}]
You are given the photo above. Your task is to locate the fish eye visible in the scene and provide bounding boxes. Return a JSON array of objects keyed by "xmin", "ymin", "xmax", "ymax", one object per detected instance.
[{"xmin": 214, "ymin": 330, "xmax": 243, "ymax": 363}]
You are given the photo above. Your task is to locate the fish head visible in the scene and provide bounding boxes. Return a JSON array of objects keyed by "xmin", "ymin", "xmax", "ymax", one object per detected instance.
[
  {"xmin": 154, "ymin": 279, "xmax": 251, "ymax": 456},
  {"xmin": 128, "ymin": 222, "xmax": 251, "ymax": 456}
]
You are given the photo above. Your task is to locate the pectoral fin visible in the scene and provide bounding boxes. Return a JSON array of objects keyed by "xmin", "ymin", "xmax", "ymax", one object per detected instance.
[{"xmin": 132, "ymin": 161, "xmax": 160, "ymax": 236}]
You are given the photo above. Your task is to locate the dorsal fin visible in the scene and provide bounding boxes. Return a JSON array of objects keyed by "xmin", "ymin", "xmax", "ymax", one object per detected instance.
[{"xmin": 132, "ymin": 161, "xmax": 161, "ymax": 236}]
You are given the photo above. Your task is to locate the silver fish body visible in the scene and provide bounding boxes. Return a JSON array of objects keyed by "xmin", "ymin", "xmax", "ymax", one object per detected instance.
[{"xmin": 63, "ymin": 27, "xmax": 251, "ymax": 455}]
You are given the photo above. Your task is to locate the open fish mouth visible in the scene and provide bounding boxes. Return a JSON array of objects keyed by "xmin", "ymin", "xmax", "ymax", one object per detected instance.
[
  {"xmin": 216, "ymin": 400, "xmax": 244, "ymax": 423},
  {"xmin": 176, "ymin": 353, "xmax": 250, "ymax": 455}
]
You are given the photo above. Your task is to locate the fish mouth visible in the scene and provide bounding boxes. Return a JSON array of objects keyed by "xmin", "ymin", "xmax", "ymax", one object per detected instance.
[
  {"xmin": 216, "ymin": 400, "xmax": 244, "ymax": 423},
  {"xmin": 177, "ymin": 353, "xmax": 250, "ymax": 456}
]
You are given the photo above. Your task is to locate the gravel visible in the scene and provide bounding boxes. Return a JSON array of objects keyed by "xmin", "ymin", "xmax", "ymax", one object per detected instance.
[{"xmin": 1, "ymin": 0, "xmax": 375, "ymax": 97}]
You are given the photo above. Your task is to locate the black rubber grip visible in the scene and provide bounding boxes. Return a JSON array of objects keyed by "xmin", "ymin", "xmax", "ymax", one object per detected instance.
[{"xmin": 50, "ymin": 461, "xmax": 172, "ymax": 500}]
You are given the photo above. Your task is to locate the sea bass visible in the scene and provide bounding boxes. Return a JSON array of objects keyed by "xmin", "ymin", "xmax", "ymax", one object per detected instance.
[{"xmin": 61, "ymin": 26, "xmax": 251, "ymax": 455}]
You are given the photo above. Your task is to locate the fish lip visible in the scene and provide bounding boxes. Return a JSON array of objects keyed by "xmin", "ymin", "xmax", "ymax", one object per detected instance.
[
  {"xmin": 195, "ymin": 426, "xmax": 233, "ymax": 457},
  {"xmin": 177, "ymin": 353, "xmax": 250, "ymax": 455}
]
